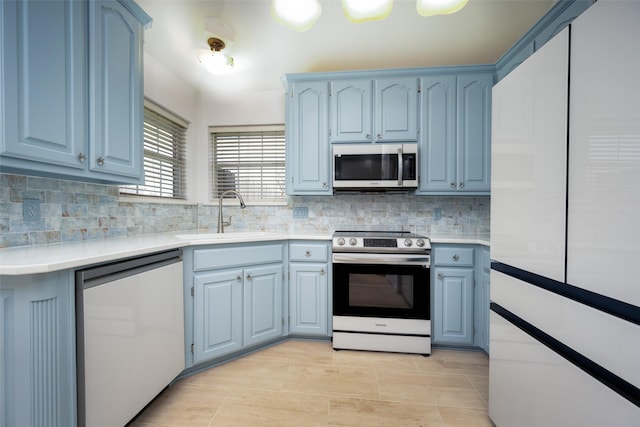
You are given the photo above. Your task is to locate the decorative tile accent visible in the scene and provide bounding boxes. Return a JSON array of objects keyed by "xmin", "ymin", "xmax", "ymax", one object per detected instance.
[{"xmin": 0, "ymin": 173, "xmax": 489, "ymax": 248}]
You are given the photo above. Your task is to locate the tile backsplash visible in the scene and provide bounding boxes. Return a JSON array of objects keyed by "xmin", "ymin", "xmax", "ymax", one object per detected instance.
[{"xmin": 0, "ymin": 173, "xmax": 489, "ymax": 248}]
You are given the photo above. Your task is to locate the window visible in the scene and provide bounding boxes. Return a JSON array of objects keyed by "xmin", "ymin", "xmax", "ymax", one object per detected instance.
[
  {"xmin": 210, "ymin": 126, "xmax": 286, "ymax": 202},
  {"xmin": 120, "ymin": 100, "xmax": 187, "ymax": 199}
]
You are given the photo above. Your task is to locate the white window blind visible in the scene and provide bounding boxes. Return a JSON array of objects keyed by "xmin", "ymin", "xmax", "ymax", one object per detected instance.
[
  {"xmin": 121, "ymin": 104, "xmax": 187, "ymax": 199},
  {"xmin": 210, "ymin": 128, "xmax": 286, "ymax": 201}
]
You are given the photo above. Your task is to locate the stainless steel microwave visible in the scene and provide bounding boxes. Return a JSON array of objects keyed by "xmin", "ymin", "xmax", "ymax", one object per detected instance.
[{"xmin": 333, "ymin": 143, "xmax": 418, "ymax": 191}]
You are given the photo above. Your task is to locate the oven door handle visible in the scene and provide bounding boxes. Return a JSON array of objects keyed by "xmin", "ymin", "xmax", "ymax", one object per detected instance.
[{"xmin": 332, "ymin": 253, "xmax": 430, "ymax": 267}]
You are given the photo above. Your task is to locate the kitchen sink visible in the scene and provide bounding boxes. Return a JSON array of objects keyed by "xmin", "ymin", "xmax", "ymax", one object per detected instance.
[{"xmin": 174, "ymin": 231, "xmax": 279, "ymax": 241}]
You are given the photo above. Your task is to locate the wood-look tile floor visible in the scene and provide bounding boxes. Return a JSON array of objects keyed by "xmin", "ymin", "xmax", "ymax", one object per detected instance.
[{"xmin": 130, "ymin": 340, "xmax": 493, "ymax": 427}]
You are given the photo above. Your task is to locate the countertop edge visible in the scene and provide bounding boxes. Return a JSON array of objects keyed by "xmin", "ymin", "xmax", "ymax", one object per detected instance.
[{"xmin": 1, "ymin": 232, "xmax": 489, "ymax": 276}]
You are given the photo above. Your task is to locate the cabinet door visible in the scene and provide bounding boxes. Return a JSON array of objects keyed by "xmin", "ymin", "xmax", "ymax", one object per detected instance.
[
  {"xmin": 418, "ymin": 76, "xmax": 457, "ymax": 192},
  {"xmin": 456, "ymin": 74, "xmax": 492, "ymax": 192},
  {"xmin": 244, "ymin": 264, "xmax": 283, "ymax": 347},
  {"xmin": 331, "ymin": 79, "xmax": 373, "ymax": 142},
  {"xmin": 194, "ymin": 269, "xmax": 243, "ymax": 363},
  {"xmin": 374, "ymin": 77, "xmax": 419, "ymax": 142},
  {"xmin": 289, "ymin": 263, "xmax": 328, "ymax": 337},
  {"xmin": 287, "ymin": 81, "xmax": 331, "ymax": 194},
  {"xmin": 1, "ymin": 0, "xmax": 86, "ymax": 170},
  {"xmin": 89, "ymin": 0, "xmax": 144, "ymax": 182},
  {"xmin": 433, "ymin": 267, "xmax": 474, "ymax": 345}
]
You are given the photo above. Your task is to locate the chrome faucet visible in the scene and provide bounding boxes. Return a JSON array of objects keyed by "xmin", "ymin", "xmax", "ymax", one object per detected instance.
[{"xmin": 217, "ymin": 190, "xmax": 246, "ymax": 233}]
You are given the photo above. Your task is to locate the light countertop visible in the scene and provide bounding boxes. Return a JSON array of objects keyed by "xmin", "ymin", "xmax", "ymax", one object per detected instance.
[{"xmin": 0, "ymin": 231, "xmax": 488, "ymax": 276}]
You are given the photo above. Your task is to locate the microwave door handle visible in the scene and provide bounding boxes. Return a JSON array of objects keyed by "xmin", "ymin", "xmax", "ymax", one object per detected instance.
[{"xmin": 397, "ymin": 147, "xmax": 403, "ymax": 187}]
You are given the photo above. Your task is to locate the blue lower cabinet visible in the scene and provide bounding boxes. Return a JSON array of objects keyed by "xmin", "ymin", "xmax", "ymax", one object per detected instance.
[
  {"xmin": 0, "ymin": 271, "xmax": 76, "ymax": 426},
  {"xmin": 433, "ymin": 266, "xmax": 475, "ymax": 345},
  {"xmin": 189, "ymin": 243, "xmax": 285, "ymax": 366},
  {"xmin": 243, "ymin": 264, "xmax": 283, "ymax": 347},
  {"xmin": 289, "ymin": 263, "xmax": 328, "ymax": 337},
  {"xmin": 193, "ymin": 269, "xmax": 244, "ymax": 363}
]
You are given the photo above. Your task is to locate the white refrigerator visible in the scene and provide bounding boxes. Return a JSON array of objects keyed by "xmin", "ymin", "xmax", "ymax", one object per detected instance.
[{"xmin": 489, "ymin": 0, "xmax": 640, "ymax": 425}]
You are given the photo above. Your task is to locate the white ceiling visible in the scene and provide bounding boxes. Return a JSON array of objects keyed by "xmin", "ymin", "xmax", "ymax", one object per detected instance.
[{"xmin": 137, "ymin": 0, "xmax": 555, "ymax": 97}]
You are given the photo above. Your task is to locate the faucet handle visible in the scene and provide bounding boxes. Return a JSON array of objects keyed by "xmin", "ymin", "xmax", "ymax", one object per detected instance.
[{"xmin": 224, "ymin": 216, "xmax": 232, "ymax": 226}]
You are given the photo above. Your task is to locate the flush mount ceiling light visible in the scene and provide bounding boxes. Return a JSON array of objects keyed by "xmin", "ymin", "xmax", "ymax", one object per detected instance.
[
  {"xmin": 341, "ymin": 0, "xmax": 393, "ymax": 23},
  {"xmin": 417, "ymin": 0, "xmax": 469, "ymax": 17},
  {"xmin": 271, "ymin": 0, "xmax": 322, "ymax": 32},
  {"xmin": 197, "ymin": 37, "xmax": 234, "ymax": 75}
]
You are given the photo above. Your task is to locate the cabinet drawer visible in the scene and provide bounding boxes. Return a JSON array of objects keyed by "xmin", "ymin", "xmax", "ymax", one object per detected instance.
[
  {"xmin": 193, "ymin": 244, "xmax": 284, "ymax": 271},
  {"xmin": 289, "ymin": 242, "xmax": 329, "ymax": 262},
  {"xmin": 434, "ymin": 246, "xmax": 475, "ymax": 267}
]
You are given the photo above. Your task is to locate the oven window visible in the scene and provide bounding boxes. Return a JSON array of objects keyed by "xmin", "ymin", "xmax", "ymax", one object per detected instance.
[
  {"xmin": 333, "ymin": 262, "xmax": 430, "ymax": 319},
  {"xmin": 349, "ymin": 273, "xmax": 414, "ymax": 309}
]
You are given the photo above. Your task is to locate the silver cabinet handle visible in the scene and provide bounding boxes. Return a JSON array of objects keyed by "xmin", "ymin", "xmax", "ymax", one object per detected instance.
[
  {"xmin": 437, "ymin": 273, "xmax": 444, "ymax": 280},
  {"xmin": 366, "ymin": 134, "xmax": 371, "ymax": 139},
  {"xmin": 236, "ymin": 276, "xmax": 242, "ymax": 282},
  {"xmin": 77, "ymin": 152, "xmax": 86, "ymax": 163},
  {"xmin": 452, "ymin": 254, "xmax": 459, "ymax": 261},
  {"xmin": 320, "ymin": 269, "xmax": 325, "ymax": 276},
  {"xmin": 96, "ymin": 157, "xmax": 105, "ymax": 166},
  {"xmin": 322, "ymin": 182, "xmax": 328, "ymax": 188},
  {"xmin": 459, "ymin": 182, "xmax": 465, "ymax": 189},
  {"xmin": 376, "ymin": 133, "xmax": 382, "ymax": 140},
  {"xmin": 305, "ymin": 251, "xmax": 311, "ymax": 257},
  {"xmin": 246, "ymin": 274, "xmax": 253, "ymax": 280},
  {"xmin": 450, "ymin": 182, "xmax": 456, "ymax": 189}
]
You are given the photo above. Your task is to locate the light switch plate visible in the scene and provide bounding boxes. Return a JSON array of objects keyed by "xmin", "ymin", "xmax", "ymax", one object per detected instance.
[{"xmin": 23, "ymin": 199, "xmax": 41, "ymax": 221}]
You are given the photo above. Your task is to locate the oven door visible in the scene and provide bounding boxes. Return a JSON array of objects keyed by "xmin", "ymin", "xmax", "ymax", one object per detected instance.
[{"xmin": 332, "ymin": 253, "xmax": 430, "ymax": 320}]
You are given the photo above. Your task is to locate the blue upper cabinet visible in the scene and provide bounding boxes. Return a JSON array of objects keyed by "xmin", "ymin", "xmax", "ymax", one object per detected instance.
[
  {"xmin": 330, "ymin": 77, "xmax": 419, "ymax": 143},
  {"xmin": 89, "ymin": 0, "xmax": 147, "ymax": 181},
  {"xmin": 286, "ymin": 80, "xmax": 332, "ymax": 195},
  {"xmin": 374, "ymin": 77, "xmax": 419, "ymax": 142},
  {"xmin": 330, "ymin": 79, "xmax": 373, "ymax": 143},
  {"xmin": 1, "ymin": 0, "xmax": 87, "ymax": 171},
  {"xmin": 0, "ymin": 0, "xmax": 151, "ymax": 185},
  {"xmin": 417, "ymin": 72, "xmax": 492, "ymax": 195}
]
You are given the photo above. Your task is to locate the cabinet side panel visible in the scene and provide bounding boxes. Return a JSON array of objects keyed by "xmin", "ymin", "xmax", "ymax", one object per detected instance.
[
  {"xmin": 30, "ymin": 298, "xmax": 60, "ymax": 426},
  {"xmin": 0, "ymin": 290, "xmax": 15, "ymax": 426}
]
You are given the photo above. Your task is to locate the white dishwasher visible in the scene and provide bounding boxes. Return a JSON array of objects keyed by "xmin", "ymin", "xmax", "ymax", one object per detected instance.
[{"xmin": 75, "ymin": 249, "xmax": 184, "ymax": 427}]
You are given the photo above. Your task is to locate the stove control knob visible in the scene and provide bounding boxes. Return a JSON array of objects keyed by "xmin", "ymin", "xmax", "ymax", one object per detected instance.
[
  {"xmin": 404, "ymin": 239, "xmax": 413, "ymax": 247},
  {"xmin": 349, "ymin": 238, "xmax": 357, "ymax": 246},
  {"xmin": 416, "ymin": 239, "xmax": 426, "ymax": 247},
  {"xmin": 337, "ymin": 237, "xmax": 345, "ymax": 246}
]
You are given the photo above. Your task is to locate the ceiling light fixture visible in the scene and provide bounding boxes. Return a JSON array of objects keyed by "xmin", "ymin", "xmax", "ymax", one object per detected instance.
[
  {"xmin": 197, "ymin": 37, "xmax": 234, "ymax": 75},
  {"xmin": 342, "ymin": 0, "xmax": 393, "ymax": 23},
  {"xmin": 271, "ymin": 0, "xmax": 322, "ymax": 32},
  {"xmin": 417, "ymin": 0, "xmax": 469, "ymax": 17}
]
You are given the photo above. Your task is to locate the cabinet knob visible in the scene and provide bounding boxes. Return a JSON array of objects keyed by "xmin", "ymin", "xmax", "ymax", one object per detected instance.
[
  {"xmin": 376, "ymin": 133, "xmax": 382, "ymax": 140},
  {"xmin": 459, "ymin": 182, "xmax": 465, "ymax": 189},
  {"xmin": 452, "ymin": 254, "xmax": 459, "ymax": 261},
  {"xmin": 236, "ymin": 276, "xmax": 242, "ymax": 282},
  {"xmin": 322, "ymin": 182, "xmax": 328, "ymax": 188},
  {"xmin": 77, "ymin": 152, "xmax": 86, "ymax": 163},
  {"xmin": 246, "ymin": 274, "xmax": 253, "ymax": 280},
  {"xmin": 320, "ymin": 269, "xmax": 325, "ymax": 276},
  {"xmin": 437, "ymin": 273, "xmax": 444, "ymax": 280},
  {"xmin": 96, "ymin": 157, "xmax": 105, "ymax": 166},
  {"xmin": 366, "ymin": 134, "xmax": 371, "ymax": 139},
  {"xmin": 305, "ymin": 250, "xmax": 311, "ymax": 257},
  {"xmin": 450, "ymin": 182, "xmax": 456, "ymax": 189}
]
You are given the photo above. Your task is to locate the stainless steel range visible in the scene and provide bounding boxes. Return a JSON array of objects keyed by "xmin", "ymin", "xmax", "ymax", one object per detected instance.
[{"xmin": 332, "ymin": 230, "xmax": 431, "ymax": 355}]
